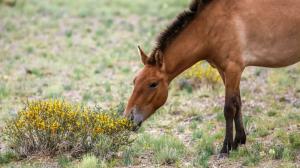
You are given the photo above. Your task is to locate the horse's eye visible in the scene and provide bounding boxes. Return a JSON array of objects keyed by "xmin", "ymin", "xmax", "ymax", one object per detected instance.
[{"xmin": 148, "ymin": 82, "xmax": 158, "ymax": 89}]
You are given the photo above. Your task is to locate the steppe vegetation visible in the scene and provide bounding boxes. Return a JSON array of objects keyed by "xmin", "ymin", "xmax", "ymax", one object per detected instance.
[{"xmin": 0, "ymin": 0, "xmax": 299, "ymax": 167}]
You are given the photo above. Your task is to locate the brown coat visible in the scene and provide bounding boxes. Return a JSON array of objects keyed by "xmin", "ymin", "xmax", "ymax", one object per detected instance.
[{"xmin": 124, "ymin": 0, "xmax": 300, "ymax": 154}]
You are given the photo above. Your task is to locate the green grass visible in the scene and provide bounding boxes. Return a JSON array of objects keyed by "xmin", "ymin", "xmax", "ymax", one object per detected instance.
[
  {"xmin": 189, "ymin": 121, "xmax": 198, "ymax": 130},
  {"xmin": 0, "ymin": 151, "xmax": 16, "ymax": 165},
  {"xmin": 289, "ymin": 132, "xmax": 300, "ymax": 150},
  {"xmin": 0, "ymin": 0, "xmax": 300, "ymax": 167},
  {"xmin": 192, "ymin": 129, "xmax": 203, "ymax": 141},
  {"xmin": 229, "ymin": 139, "xmax": 298, "ymax": 166},
  {"xmin": 128, "ymin": 133, "xmax": 186, "ymax": 165},
  {"xmin": 57, "ymin": 155, "xmax": 72, "ymax": 168},
  {"xmin": 77, "ymin": 154, "xmax": 101, "ymax": 168},
  {"xmin": 177, "ymin": 124, "xmax": 185, "ymax": 133},
  {"xmin": 243, "ymin": 142, "xmax": 263, "ymax": 166},
  {"xmin": 193, "ymin": 135, "xmax": 215, "ymax": 168},
  {"xmin": 229, "ymin": 142, "xmax": 263, "ymax": 166},
  {"xmin": 152, "ymin": 135, "xmax": 186, "ymax": 165},
  {"xmin": 0, "ymin": 83, "xmax": 10, "ymax": 99},
  {"xmin": 122, "ymin": 147, "xmax": 135, "ymax": 166}
]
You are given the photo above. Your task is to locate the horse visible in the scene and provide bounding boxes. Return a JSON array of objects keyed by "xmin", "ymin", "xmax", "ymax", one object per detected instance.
[{"xmin": 123, "ymin": 0, "xmax": 300, "ymax": 154}]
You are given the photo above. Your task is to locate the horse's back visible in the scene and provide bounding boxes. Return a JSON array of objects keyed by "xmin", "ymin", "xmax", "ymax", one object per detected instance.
[{"xmin": 231, "ymin": 0, "xmax": 300, "ymax": 67}]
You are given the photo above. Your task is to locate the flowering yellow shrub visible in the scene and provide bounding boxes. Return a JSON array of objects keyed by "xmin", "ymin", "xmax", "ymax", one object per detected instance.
[
  {"xmin": 184, "ymin": 62, "xmax": 221, "ymax": 85},
  {"xmin": 3, "ymin": 100, "xmax": 133, "ymax": 158}
]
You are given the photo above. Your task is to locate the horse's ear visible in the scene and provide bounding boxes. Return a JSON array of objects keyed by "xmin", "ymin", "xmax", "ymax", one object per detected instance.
[
  {"xmin": 154, "ymin": 49, "xmax": 163, "ymax": 67},
  {"xmin": 138, "ymin": 46, "xmax": 148, "ymax": 65}
]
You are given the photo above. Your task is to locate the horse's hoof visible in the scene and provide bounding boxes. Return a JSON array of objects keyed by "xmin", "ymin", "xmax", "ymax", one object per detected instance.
[{"xmin": 221, "ymin": 139, "xmax": 232, "ymax": 154}]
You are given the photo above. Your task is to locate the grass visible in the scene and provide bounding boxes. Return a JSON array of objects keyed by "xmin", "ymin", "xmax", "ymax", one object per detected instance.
[
  {"xmin": 192, "ymin": 129, "xmax": 203, "ymax": 141},
  {"xmin": 177, "ymin": 124, "xmax": 185, "ymax": 133},
  {"xmin": 0, "ymin": 83, "xmax": 10, "ymax": 99},
  {"xmin": 57, "ymin": 155, "xmax": 72, "ymax": 168},
  {"xmin": 229, "ymin": 138, "xmax": 299, "ymax": 166},
  {"xmin": 0, "ymin": 151, "xmax": 16, "ymax": 165},
  {"xmin": 189, "ymin": 121, "xmax": 198, "ymax": 130},
  {"xmin": 122, "ymin": 147, "xmax": 135, "ymax": 166},
  {"xmin": 193, "ymin": 135, "xmax": 215, "ymax": 168},
  {"xmin": 152, "ymin": 135, "xmax": 186, "ymax": 164},
  {"xmin": 229, "ymin": 142, "xmax": 263, "ymax": 166},
  {"xmin": 122, "ymin": 133, "xmax": 187, "ymax": 166},
  {"xmin": 289, "ymin": 132, "xmax": 300, "ymax": 150},
  {"xmin": 0, "ymin": 0, "xmax": 300, "ymax": 167},
  {"xmin": 77, "ymin": 154, "xmax": 100, "ymax": 168}
]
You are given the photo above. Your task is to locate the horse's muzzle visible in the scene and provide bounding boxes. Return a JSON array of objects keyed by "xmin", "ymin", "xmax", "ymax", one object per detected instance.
[
  {"xmin": 123, "ymin": 107, "xmax": 144, "ymax": 131},
  {"xmin": 131, "ymin": 121, "xmax": 142, "ymax": 132}
]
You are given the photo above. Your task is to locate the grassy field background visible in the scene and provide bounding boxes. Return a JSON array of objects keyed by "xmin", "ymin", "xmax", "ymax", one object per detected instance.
[{"xmin": 0, "ymin": 0, "xmax": 299, "ymax": 167}]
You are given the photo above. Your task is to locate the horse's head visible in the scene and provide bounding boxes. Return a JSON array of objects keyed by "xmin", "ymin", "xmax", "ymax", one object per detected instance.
[{"xmin": 124, "ymin": 46, "xmax": 169, "ymax": 128}]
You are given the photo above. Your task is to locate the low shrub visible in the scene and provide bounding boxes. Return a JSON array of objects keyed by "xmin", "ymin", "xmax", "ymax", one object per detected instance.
[{"xmin": 2, "ymin": 100, "xmax": 133, "ymax": 159}]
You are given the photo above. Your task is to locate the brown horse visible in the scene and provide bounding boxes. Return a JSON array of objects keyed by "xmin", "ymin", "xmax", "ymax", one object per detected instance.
[{"xmin": 123, "ymin": 0, "xmax": 300, "ymax": 154}]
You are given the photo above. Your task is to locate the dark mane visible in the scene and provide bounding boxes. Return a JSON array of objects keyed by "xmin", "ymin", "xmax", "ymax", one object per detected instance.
[{"xmin": 148, "ymin": 0, "xmax": 212, "ymax": 64}]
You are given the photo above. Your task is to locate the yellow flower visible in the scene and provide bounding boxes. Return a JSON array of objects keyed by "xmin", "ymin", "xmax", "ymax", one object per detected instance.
[
  {"xmin": 94, "ymin": 127, "xmax": 103, "ymax": 134},
  {"xmin": 51, "ymin": 121, "xmax": 59, "ymax": 134},
  {"xmin": 37, "ymin": 121, "xmax": 45, "ymax": 130},
  {"xmin": 15, "ymin": 120, "xmax": 25, "ymax": 128}
]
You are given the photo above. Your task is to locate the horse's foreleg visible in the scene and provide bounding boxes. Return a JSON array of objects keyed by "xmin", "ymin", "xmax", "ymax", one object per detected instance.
[
  {"xmin": 220, "ymin": 64, "xmax": 243, "ymax": 154},
  {"xmin": 233, "ymin": 93, "xmax": 246, "ymax": 149}
]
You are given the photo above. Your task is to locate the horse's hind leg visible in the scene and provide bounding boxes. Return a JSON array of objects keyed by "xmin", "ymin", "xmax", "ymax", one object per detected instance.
[{"xmin": 220, "ymin": 63, "xmax": 244, "ymax": 154}]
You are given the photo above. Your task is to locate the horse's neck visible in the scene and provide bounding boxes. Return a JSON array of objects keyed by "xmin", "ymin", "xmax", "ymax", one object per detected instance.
[{"xmin": 163, "ymin": 19, "xmax": 209, "ymax": 82}]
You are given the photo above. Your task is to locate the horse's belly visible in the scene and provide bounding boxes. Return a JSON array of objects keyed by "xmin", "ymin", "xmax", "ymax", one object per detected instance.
[
  {"xmin": 244, "ymin": 47, "xmax": 300, "ymax": 68},
  {"xmin": 242, "ymin": 31, "xmax": 300, "ymax": 67}
]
